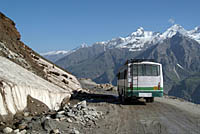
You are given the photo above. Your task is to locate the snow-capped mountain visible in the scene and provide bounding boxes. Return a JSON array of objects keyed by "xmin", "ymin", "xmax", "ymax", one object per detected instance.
[
  {"xmin": 43, "ymin": 24, "xmax": 200, "ymax": 62},
  {"xmin": 95, "ymin": 24, "xmax": 200, "ymax": 51},
  {"xmin": 161, "ymin": 24, "xmax": 200, "ymax": 43},
  {"xmin": 93, "ymin": 27, "xmax": 161, "ymax": 51},
  {"xmin": 41, "ymin": 50, "xmax": 70, "ymax": 56},
  {"xmin": 41, "ymin": 43, "xmax": 89, "ymax": 62},
  {"xmin": 41, "ymin": 50, "xmax": 72, "ymax": 62}
]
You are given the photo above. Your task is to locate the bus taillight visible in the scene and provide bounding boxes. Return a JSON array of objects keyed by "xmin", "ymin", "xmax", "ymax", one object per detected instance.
[
  {"xmin": 158, "ymin": 82, "xmax": 160, "ymax": 90},
  {"xmin": 130, "ymin": 83, "xmax": 133, "ymax": 88}
]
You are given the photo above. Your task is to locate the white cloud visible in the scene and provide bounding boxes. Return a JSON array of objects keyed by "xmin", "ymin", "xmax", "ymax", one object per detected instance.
[{"xmin": 168, "ymin": 18, "xmax": 175, "ymax": 24}]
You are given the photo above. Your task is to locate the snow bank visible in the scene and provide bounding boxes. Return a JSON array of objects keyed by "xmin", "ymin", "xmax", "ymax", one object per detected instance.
[{"xmin": 0, "ymin": 56, "xmax": 71, "ymax": 116}]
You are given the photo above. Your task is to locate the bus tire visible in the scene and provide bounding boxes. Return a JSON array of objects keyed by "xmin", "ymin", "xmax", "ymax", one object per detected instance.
[
  {"xmin": 121, "ymin": 93, "xmax": 127, "ymax": 104},
  {"xmin": 145, "ymin": 98, "xmax": 150, "ymax": 103},
  {"xmin": 146, "ymin": 97, "xmax": 154, "ymax": 103},
  {"xmin": 118, "ymin": 94, "xmax": 122, "ymax": 101},
  {"xmin": 150, "ymin": 97, "xmax": 154, "ymax": 102}
]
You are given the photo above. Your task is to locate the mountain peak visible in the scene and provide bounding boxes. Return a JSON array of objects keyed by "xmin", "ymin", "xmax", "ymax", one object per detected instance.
[
  {"xmin": 131, "ymin": 27, "xmax": 145, "ymax": 37},
  {"xmin": 170, "ymin": 24, "xmax": 184, "ymax": 30},
  {"xmin": 193, "ymin": 26, "xmax": 200, "ymax": 33},
  {"xmin": 80, "ymin": 43, "xmax": 88, "ymax": 48},
  {"xmin": 162, "ymin": 24, "xmax": 187, "ymax": 39}
]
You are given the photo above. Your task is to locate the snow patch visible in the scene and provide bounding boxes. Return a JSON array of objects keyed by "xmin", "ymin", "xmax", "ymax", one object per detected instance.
[
  {"xmin": 0, "ymin": 56, "xmax": 71, "ymax": 116},
  {"xmin": 173, "ymin": 67, "xmax": 180, "ymax": 80},
  {"xmin": 177, "ymin": 64, "xmax": 184, "ymax": 70},
  {"xmin": 41, "ymin": 50, "xmax": 70, "ymax": 56}
]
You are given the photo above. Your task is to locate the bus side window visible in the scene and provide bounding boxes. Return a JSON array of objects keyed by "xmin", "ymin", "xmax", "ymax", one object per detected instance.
[
  {"xmin": 133, "ymin": 65, "xmax": 138, "ymax": 76},
  {"xmin": 138, "ymin": 64, "xmax": 143, "ymax": 76}
]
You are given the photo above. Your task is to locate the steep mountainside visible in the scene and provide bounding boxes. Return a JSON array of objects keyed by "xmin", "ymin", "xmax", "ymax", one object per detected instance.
[
  {"xmin": 0, "ymin": 12, "xmax": 82, "ymax": 119},
  {"xmin": 169, "ymin": 73, "xmax": 200, "ymax": 104},
  {"xmin": 0, "ymin": 12, "xmax": 81, "ymax": 91}
]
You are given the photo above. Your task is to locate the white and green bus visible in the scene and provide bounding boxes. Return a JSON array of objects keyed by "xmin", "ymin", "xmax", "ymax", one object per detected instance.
[{"xmin": 117, "ymin": 59, "xmax": 163, "ymax": 103}]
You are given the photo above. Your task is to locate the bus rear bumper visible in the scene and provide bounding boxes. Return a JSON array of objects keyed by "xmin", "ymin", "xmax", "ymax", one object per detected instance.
[{"xmin": 126, "ymin": 90, "xmax": 163, "ymax": 98}]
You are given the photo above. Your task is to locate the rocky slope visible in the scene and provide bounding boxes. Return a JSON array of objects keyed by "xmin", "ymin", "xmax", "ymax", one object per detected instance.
[
  {"xmin": 169, "ymin": 73, "xmax": 200, "ymax": 104},
  {"xmin": 0, "ymin": 12, "xmax": 82, "ymax": 120}
]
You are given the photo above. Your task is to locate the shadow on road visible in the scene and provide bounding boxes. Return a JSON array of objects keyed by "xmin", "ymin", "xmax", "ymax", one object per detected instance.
[{"xmin": 71, "ymin": 91, "xmax": 146, "ymax": 105}]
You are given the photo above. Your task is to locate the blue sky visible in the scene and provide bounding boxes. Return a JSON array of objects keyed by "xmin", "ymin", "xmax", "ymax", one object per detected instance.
[{"xmin": 0, "ymin": 0, "xmax": 199, "ymax": 53}]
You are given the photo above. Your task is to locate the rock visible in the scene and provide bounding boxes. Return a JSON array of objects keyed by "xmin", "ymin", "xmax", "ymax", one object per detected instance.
[
  {"xmin": 18, "ymin": 123, "xmax": 27, "ymax": 130},
  {"xmin": 51, "ymin": 128, "xmax": 60, "ymax": 134},
  {"xmin": 57, "ymin": 110, "xmax": 65, "ymax": 115},
  {"xmin": 59, "ymin": 117, "xmax": 66, "ymax": 121},
  {"xmin": 55, "ymin": 118, "xmax": 60, "ymax": 122},
  {"xmin": 66, "ymin": 112, "xmax": 75, "ymax": 118},
  {"xmin": 67, "ymin": 118, "xmax": 73, "ymax": 123},
  {"xmin": 3, "ymin": 127, "xmax": 13, "ymax": 133},
  {"xmin": 42, "ymin": 119, "xmax": 57, "ymax": 132},
  {"xmin": 23, "ymin": 112, "xmax": 30, "ymax": 117},
  {"xmin": 20, "ymin": 129, "xmax": 27, "ymax": 134},
  {"xmin": 79, "ymin": 100, "xmax": 87, "ymax": 108},
  {"xmin": 56, "ymin": 114, "xmax": 65, "ymax": 119},
  {"xmin": 24, "ymin": 117, "xmax": 32, "ymax": 122},
  {"xmin": 76, "ymin": 100, "xmax": 87, "ymax": 110},
  {"xmin": 70, "ymin": 128, "xmax": 80, "ymax": 134},
  {"xmin": 14, "ymin": 129, "xmax": 20, "ymax": 133}
]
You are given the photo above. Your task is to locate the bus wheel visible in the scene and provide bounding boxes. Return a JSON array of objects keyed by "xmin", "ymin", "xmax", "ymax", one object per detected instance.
[
  {"xmin": 145, "ymin": 98, "xmax": 149, "ymax": 103},
  {"xmin": 150, "ymin": 97, "xmax": 154, "ymax": 102},
  {"xmin": 121, "ymin": 95, "xmax": 127, "ymax": 104},
  {"xmin": 146, "ymin": 97, "xmax": 154, "ymax": 103},
  {"xmin": 118, "ymin": 94, "xmax": 122, "ymax": 101}
]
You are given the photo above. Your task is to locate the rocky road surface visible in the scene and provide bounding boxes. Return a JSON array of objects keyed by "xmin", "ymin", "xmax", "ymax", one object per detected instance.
[
  {"xmin": 75, "ymin": 79, "xmax": 200, "ymax": 134},
  {"xmin": 0, "ymin": 79, "xmax": 200, "ymax": 134}
]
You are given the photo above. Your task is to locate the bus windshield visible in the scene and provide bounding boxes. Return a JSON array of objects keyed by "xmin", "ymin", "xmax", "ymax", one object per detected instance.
[{"xmin": 131, "ymin": 64, "xmax": 160, "ymax": 76}]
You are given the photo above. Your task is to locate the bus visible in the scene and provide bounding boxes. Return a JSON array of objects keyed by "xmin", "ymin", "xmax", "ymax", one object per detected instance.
[{"xmin": 117, "ymin": 59, "xmax": 163, "ymax": 103}]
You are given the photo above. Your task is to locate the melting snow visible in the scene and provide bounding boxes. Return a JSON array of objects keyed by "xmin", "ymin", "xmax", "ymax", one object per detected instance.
[
  {"xmin": 173, "ymin": 67, "xmax": 180, "ymax": 80},
  {"xmin": 0, "ymin": 56, "xmax": 71, "ymax": 116},
  {"xmin": 177, "ymin": 64, "xmax": 184, "ymax": 70}
]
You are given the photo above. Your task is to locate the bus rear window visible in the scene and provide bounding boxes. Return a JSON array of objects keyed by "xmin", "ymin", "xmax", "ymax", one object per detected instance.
[{"xmin": 132, "ymin": 64, "xmax": 160, "ymax": 76}]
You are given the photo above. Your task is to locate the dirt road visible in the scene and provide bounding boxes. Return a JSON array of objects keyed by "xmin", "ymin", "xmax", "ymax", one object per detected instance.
[{"xmin": 75, "ymin": 80, "xmax": 200, "ymax": 134}]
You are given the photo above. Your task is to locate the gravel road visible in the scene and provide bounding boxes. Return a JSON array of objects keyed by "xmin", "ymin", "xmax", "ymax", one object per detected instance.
[{"xmin": 76, "ymin": 79, "xmax": 200, "ymax": 134}]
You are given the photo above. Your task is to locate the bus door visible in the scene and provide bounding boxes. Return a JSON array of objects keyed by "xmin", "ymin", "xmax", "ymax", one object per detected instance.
[{"xmin": 132, "ymin": 64, "xmax": 138, "ymax": 90}]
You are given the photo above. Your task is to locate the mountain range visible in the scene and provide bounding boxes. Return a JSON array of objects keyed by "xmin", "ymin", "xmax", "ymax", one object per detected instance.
[
  {"xmin": 42, "ymin": 24, "xmax": 200, "ymax": 104},
  {"xmin": 42, "ymin": 24, "xmax": 200, "ymax": 59}
]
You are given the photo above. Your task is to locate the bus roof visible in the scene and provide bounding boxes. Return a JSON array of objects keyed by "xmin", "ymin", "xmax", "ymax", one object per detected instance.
[{"xmin": 125, "ymin": 59, "xmax": 155, "ymax": 64}]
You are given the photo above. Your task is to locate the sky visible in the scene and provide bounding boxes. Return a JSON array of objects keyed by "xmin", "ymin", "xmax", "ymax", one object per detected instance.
[{"xmin": 0, "ymin": 0, "xmax": 199, "ymax": 53}]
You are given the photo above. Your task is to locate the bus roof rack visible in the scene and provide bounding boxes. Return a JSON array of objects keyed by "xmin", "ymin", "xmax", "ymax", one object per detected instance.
[{"xmin": 125, "ymin": 59, "xmax": 155, "ymax": 64}]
